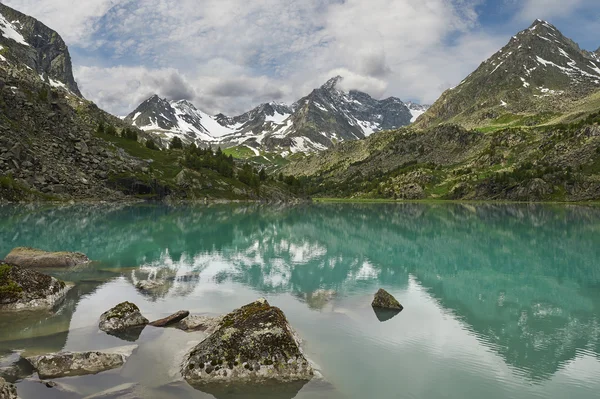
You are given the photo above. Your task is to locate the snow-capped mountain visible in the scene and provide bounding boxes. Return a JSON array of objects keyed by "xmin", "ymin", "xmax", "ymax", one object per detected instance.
[
  {"xmin": 128, "ymin": 77, "xmax": 421, "ymax": 154},
  {"xmin": 417, "ymin": 19, "xmax": 600, "ymax": 128},
  {"xmin": 124, "ymin": 95, "xmax": 217, "ymax": 145}
]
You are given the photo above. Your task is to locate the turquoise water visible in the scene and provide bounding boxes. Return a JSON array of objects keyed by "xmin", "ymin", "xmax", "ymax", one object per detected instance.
[{"xmin": 1, "ymin": 203, "xmax": 600, "ymax": 398}]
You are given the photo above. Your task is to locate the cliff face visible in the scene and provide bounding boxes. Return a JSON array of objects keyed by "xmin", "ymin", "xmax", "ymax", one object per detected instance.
[{"xmin": 0, "ymin": 2, "xmax": 82, "ymax": 96}]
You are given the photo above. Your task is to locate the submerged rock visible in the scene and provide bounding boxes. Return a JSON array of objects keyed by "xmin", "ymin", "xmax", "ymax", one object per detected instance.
[
  {"xmin": 82, "ymin": 382, "xmax": 138, "ymax": 399},
  {"xmin": 0, "ymin": 376, "xmax": 18, "ymax": 399},
  {"xmin": 99, "ymin": 301, "xmax": 149, "ymax": 340},
  {"xmin": 0, "ymin": 263, "xmax": 72, "ymax": 311},
  {"xmin": 25, "ymin": 345, "xmax": 137, "ymax": 379},
  {"xmin": 371, "ymin": 289, "xmax": 403, "ymax": 310},
  {"xmin": 175, "ymin": 315, "xmax": 223, "ymax": 334},
  {"xmin": 0, "ymin": 352, "xmax": 34, "ymax": 383},
  {"xmin": 135, "ymin": 279, "xmax": 166, "ymax": 292},
  {"xmin": 4, "ymin": 247, "xmax": 89, "ymax": 269},
  {"xmin": 181, "ymin": 298, "xmax": 313, "ymax": 386},
  {"xmin": 149, "ymin": 310, "xmax": 190, "ymax": 327}
]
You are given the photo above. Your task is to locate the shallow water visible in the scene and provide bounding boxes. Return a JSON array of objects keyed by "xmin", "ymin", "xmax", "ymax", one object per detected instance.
[{"xmin": 1, "ymin": 203, "xmax": 600, "ymax": 398}]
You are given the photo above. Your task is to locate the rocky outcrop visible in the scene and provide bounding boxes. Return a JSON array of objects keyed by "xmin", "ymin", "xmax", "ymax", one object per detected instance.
[
  {"xmin": 149, "ymin": 310, "xmax": 189, "ymax": 327},
  {"xmin": 0, "ymin": 263, "xmax": 71, "ymax": 310},
  {"xmin": 26, "ymin": 345, "xmax": 137, "ymax": 379},
  {"xmin": 372, "ymin": 288, "xmax": 403, "ymax": 310},
  {"xmin": 4, "ymin": 247, "xmax": 89, "ymax": 268},
  {"xmin": 181, "ymin": 298, "xmax": 313, "ymax": 386},
  {"xmin": 0, "ymin": 3, "xmax": 81, "ymax": 95},
  {"xmin": 0, "ymin": 376, "xmax": 18, "ymax": 399},
  {"xmin": 98, "ymin": 302, "xmax": 149, "ymax": 340}
]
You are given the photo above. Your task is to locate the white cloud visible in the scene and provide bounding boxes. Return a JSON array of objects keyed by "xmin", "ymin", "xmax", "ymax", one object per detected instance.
[
  {"xmin": 4, "ymin": 0, "xmax": 514, "ymax": 115},
  {"xmin": 514, "ymin": 0, "xmax": 586, "ymax": 22}
]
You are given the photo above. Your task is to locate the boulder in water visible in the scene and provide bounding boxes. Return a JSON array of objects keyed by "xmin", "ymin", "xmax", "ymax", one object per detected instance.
[
  {"xmin": 181, "ymin": 298, "xmax": 313, "ymax": 386},
  {"xmin": 99, "ymin": 302, "xmax": 149, "ymax": 332},
  {"xmin": 25, "ymin": 345, "xmax": 137, "ymax": 379},
  {"xmin": 0, "ymin": 263, "xmax": 72, "ymax": 311},
  {"xmin": 371, "ymin": 288, "xmax": 403, "ymax": 310},
  {"xmin": 149, "ymin": 310, "xmax": 190, "ymax": 327},
  {"xmin": 4, "ymin": 247, "xmax": 89, "ymax": 269}
]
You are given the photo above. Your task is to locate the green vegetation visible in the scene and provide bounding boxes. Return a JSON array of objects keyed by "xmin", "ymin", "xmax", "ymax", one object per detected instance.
[
  {"xmin": 170, "ymin": 136, "xmax": 183, "ymax": 149},
  {"xmin": 145, "ymin": 139, "xmax": 159, "ymax": 150},
  {"xmin": 183, "ymin": 145, "xmax": 235, "ymax": 177},
  {"xmin": 0, "ymin": 263, "xmax": 23, "ymax": 300},
  {"xmin": 223, "ymin": 145, "xmax": 257, "ymax": 159}
]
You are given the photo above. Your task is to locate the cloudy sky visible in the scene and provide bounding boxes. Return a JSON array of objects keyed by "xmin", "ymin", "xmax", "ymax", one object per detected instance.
[{"xmin": 3, "ymin": 0, "xmax": 600, "ymax": 116}]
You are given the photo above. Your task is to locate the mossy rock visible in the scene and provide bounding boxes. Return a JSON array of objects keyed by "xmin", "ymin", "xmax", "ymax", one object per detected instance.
[
  {"xmin": 99, "ymin": 302, "xmax": 149, "ymax": 340},
  {"xmin": 0, "ymin": 263, "xmax": 71, "ymax": 310},
  {"xmin": 372, "ymin": 288, "xmax": 403, "ymax": 310},
  {"xmin": 181, "ymin": 298, "xmax": 313, "ymax": 386}
]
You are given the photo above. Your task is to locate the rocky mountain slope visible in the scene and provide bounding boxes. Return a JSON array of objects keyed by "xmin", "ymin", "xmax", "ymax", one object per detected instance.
[
  {"xmin": 283, "ymin": 20, "xmax": 600, "ymax": 202},
  {"xmin": 416, "ymin": 19, "xmax": 600, "ymax": 129},
  {"xmin": 129, "ymin": 76, "xmax": 424, "ymax": 155},
  {"xmin": 0, "ymin": 3, "xmax": 297, "ymax": 202}
]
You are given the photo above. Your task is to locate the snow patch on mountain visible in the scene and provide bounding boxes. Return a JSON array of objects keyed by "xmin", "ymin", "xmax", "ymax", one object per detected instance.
[{"xmin": 0, "ymin": 13, "xmax": 29, "ymax": 46}]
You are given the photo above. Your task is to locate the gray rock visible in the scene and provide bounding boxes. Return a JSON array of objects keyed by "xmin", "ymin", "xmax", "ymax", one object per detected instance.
[
  {"xmin": 26, "ymin": 346, "xmax": 137, "ymax": 379},
  {"xmin": 0, "ymin": 263, "xmax": 72, "ymax": 311},
  {"xmin": 175, "ymin": 315, "xmax": 223, "ymax": 334},
  {"xmin": 0, "ymin": 376, "xmax": 18, "ymax": 399},
  {"xmin": 149, "ymin": 310, "xmax": 190, "ymax": 327},
  {"xmin": 181, "ymin": 298, "xmax": 313, "ymax": 385},
  {"xmin": 371, "ymin": 288, "xmax": 403, "ymax": 310},
  {"xmin": 4, "ymin": 247, "xmax": 89, "ymax": 269},
  {"xmin": 99, "ymin": 302, "xmax": 149, "ymax": 335}
]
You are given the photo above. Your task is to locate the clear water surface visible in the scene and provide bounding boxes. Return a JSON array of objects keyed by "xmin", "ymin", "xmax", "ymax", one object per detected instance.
[{"xmin": 0, "ymin": 203, "xmax": 599, "ymax": 399}]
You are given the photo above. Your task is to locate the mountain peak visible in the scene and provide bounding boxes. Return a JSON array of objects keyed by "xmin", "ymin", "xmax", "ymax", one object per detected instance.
[
  {"xmin": 321, "ymin": 76, "xmax": 343, "ymax": 91},
  {"xmin": 416, "ymin": 18, "xmax": 600, "ymax": 128}
]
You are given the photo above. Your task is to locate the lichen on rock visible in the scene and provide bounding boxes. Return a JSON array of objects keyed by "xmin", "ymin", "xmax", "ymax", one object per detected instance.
[
  {"xmin": 181, "ymin": 298, "xmax": 313, "ymax": 386},
  {"xmin": 0, "ymin": 376, "xmax": 18, "ymax": 399},
  {"xmin": 4, "ymin": 247, "xmax": 89, "ymax": 269},
  {"xmin": 371, "ymin": 288, "xmax": 403, "ymax": 310},
  {"xmin": 0, "ymin": 263, "xmax": 71, "ymax": 311},
  {"xmin": 98, "ymin": 302, "xmax": 149, "ymax": 340},
  {"xmin": 26, "ymin": 345, "xmax": 137, "ymax": 379}
]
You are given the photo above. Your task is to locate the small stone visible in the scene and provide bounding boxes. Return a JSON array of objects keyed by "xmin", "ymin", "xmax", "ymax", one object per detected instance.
[
  {"xmin": 149, "ymin": 310, "xmax": 190, "ymax": 327},
  {"xmin": 371, "ymin": 288, "xmax": 403, "ymax": 310}
]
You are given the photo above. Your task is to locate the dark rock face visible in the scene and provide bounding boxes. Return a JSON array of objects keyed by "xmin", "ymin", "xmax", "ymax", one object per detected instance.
[
  {"xmin": 0, "ymin": 3, "xmax": 81, "ymax": 96},
  {"xmin": 98, "ymin": 302, "xmax": 149, "ymax": 340},
  {"xmin": 149, "ymin": 310, "xmax": 190, "ymax": 327},
  {"xmin": 0, "ymin": 263, "xmax": 71, "ymax": 310},
  {"xmin": 372, "ymin": 289, "xmax": 403, "ymax": 310},
  {"xmin": 26, "ymin": 345, "xmax": 137, "ymax": 379},
  {"xmin": 181, "ymin": 298, "xmax": 313, "ymax": 386},
  {"xmin": 4, "ymin": 247, "xmax": 89, "ymax": 268},
  {"xmin": 0, "ymin": 376, "xmax": 18, "ymax": 399}
]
